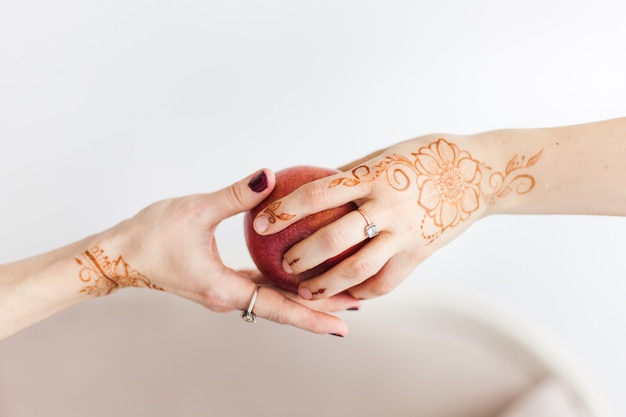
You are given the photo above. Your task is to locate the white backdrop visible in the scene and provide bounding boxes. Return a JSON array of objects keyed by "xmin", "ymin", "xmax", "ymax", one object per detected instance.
[{"xmin": 1, "ymin": 0, "xmax": 625, "ymax": 415}]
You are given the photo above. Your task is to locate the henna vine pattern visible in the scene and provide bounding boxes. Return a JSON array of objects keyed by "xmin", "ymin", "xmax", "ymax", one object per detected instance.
[
  {"xmin": 330, "ymin": 138, "xmax": 542, "ymax": 243},
  {"xmin": 261, "ymin": 201, "xmax": 296, "ymax": 224},
  {"xmin": 75, "ymin": 246, "xmax": 163, "ymax": 296}
]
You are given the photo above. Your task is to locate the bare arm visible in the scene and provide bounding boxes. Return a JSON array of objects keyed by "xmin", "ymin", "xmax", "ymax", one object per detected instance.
[
  {"xmin": 0, "ymin": 169, "xmax": 360, "ymax": 341},
  {"xmin": 488, "ymin": 117, "xmax": 626, "ymax": 216},
  {"xmin": 252, "ymin": 117, "xmax": 626, "ymax": 300}
]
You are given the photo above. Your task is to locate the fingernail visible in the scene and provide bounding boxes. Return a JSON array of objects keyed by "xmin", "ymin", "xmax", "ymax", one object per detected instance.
[
  {"xmin": 329, "ymin": 333, "xmax": 344, "ymax": 338},
  {"xmin": 253, "ymin": 215, "xmax": 269, "ymax": 234},
  {"xmin": 347, "ymin": 307, "xmax": 359, "ymax": 311},
  {"xmin": 299, "ymin": 287, "xmax": 313, "ymax": 300},
  {"xmin": 248, "ymin": 170, "xmax": 268, "ymax": 193},
  {"xmin": 282, "ymin": 258, "xmax": 293, "ymax": 274}
]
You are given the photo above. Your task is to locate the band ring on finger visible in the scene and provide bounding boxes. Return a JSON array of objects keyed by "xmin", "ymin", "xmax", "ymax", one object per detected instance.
[
  {"xmin": 241, "ymin": 285, "xmax": 260, "ymax": 323},
  {"xmin": 356, "ymin": 208, "xmax": 379, "ymax": 239}
]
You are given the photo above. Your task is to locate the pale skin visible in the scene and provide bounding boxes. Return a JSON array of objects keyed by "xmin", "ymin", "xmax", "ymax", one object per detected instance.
[
  {"xmin": 253, "ymin": 117, "xmax": 626, "ymax": 301},
  {"xmin": 0, "ymin": 169, "xmax": 361, "ymax": 341}
]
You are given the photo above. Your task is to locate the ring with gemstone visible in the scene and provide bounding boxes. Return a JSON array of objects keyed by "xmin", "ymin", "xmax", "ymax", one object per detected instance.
[
  {"xmin": 241, "ymin": 285, "xmax": 260, "ymax": 323},
  {"xmin": 356, "ymin": 209, "xmax": 379, "ymax": 239}
]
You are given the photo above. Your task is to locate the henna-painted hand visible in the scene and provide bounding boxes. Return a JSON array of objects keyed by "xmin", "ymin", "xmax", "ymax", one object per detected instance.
[
  {"xmin": 108, "ymin": 168, "xmax": 360, "ymax": 336},
  {"xmin": 252, "ymin": 135, "xmax": 543, "ymax": 301}
]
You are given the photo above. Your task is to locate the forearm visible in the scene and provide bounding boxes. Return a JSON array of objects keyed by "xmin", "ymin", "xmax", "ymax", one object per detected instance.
[
  {"xmin": 0, "ymin": 226, "xmax": 144, "ymax": 340},
  {"xmin": 0, "ymin": 237, "xmax": 96, "ymax": 340},
  {"xmin": 351, "ymin": 116, "xmax": 626, "ymax": 238},
  {"xmin": 264, "ymin": 117, "xmax": 626, "ymax": 301},
  {"xmin": 483, "ymin": 117, "xmax": 626, "ymax": 216}
]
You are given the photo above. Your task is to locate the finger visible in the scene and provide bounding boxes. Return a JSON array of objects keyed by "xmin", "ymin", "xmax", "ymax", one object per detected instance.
[
  {"xmin": 282, "ymin": 206, "xmax": 384, "ymax": 275},
  {"xmin": 238, "ymin": 269, "xmax": 274, "ymax": 285},
  {"xmin": 213, "ymin": 270, "xmax": 349, "ymax": 336},
  {"xmin": 253, "ymin": 171, "xmax": 369, "ymax": 235},
  {"xmin": 208, "ymin": 168, "xmax": 276, "ymax": 221},
  {"xmin": 249, "ymin": 286, "xmax": 350, "ymax": 336},
  {"xmin": 346, "ymin": 252, "xmax": 420, "ymax": 300},
  {"xmin": 282, "ymin": 290, "xmax": 362, "ymax": 312},
  {"xmin": 337, "ymin": 149, "xmax": 384, "ymax": 171},
  {"xmin": 239, "ymin": 268, "xmax": 362, "ymax": 311},
  {"xmin": 239, "ymin": 270, "xmax": 362, "ymax": 311},
  {"xmin": 297, "ymin": 232, "xmax": 398, "ymax": 300}
]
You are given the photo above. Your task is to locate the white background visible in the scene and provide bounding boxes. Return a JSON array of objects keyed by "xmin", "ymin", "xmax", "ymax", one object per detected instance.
[{"xmin": 1, "ymin": 0, "xmax": 625, "ymax": 415}]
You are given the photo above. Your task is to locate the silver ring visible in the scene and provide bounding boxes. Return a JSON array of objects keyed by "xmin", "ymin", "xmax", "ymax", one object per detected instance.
[
  {"xmin": 241, "ymin": 285, "xmax": 260, "ymax": 323},
  {"xmin": 356, "ymin": 209, "xmax": 379, "ymax": 238}
]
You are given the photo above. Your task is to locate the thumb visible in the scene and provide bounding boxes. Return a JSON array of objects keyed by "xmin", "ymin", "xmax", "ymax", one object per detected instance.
[{"xmin": 209, "ymin": 168, "xmax": 275, "ymax": 220}]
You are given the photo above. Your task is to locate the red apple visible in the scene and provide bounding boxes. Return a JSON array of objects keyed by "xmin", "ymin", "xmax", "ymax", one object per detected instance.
[{"xmin": 244, "ymin": 165, "xmax": 365, "ymax": 293}]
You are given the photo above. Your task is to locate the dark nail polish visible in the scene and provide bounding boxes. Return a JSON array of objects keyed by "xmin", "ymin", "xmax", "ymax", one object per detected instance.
[
  {"xmin": 248, "ymin": 170, "xmax": 268, "ymax": 193},
  {"xmin": 329, "ymin": 333, "xmax": 344, "ymax": 338},
  {"xmin": 347, "ymin": 307, "xmax": 359, "ymax": 311}
]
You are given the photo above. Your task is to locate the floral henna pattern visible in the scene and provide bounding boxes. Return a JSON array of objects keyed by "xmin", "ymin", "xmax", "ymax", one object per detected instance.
[
  {"xmin": 413, "ymin": 139, "xmax": 482, "ymax": 236},
  {"xmin": 75, "ymin": 246, "xmax": 163, "ymax": 296},
  {"xmin": 261, "ymin": 201, "xmax": 296, "ymax": 224},
  {"xmin": 331, "ymin": 138, "xmax": 542, "ymax": 243},
  {"xmin": 480, "ymin": 150, "xmax": 543, "ymax": 204}
]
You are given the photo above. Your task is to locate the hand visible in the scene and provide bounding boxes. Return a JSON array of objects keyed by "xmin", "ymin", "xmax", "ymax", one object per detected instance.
[
  {"xmin": 103, "ymin": 168, "xmax": 361, "ymax": 336},
  {"xmin": 252, "ymin": 134, "xmax": 542, "ymax": 300}
]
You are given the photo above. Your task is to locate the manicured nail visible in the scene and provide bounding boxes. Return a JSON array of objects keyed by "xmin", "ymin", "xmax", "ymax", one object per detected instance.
[
  {"xmin": 248, "ymin": 170, "xmax": 268, "ymax": 193},
  {"xmin": 282, "ymin": 258, "xmax": 293, "ymax": 274},
  {"xmin": 299, "ymin": 287, "xmax": 313, "ymax": 300},
  {"xmin": 253, "ymin": 215, "xmax": 269, "ymax": 234},
  {"xmin": 329, "ymin": 333, "xmax": 344, "ymax": 338}
]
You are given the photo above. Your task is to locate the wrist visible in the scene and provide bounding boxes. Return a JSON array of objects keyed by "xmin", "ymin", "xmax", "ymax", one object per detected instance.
[
  {"xmin": 74, "ymin": 220, "xmax": 165, "ymax": 297},
  {"xmin": 0, "ymin": 235, "xmax": 99, "ymax": 339},
  {"xmin": 468, "ymin": 129, "xmax": 546, "ymax": 217}
]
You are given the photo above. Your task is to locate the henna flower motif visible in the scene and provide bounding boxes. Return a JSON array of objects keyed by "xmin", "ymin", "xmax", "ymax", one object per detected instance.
[
  {"xmin": 331, "ymin": 137, "xmax": 541, "ymax": 244},
  {"xmin": 414, "ymin": 139, "xmax": 481, "ymax": 230}
]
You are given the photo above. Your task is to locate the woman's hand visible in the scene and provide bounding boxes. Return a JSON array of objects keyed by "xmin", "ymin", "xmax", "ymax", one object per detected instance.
[
  {"xmin": 0, "ymin": 168, "xmax": 361, "ymax": 341},
  {"xmin": 252, "ymin": 133, "xmax": 544, "ymax": 300},
  {"xmin": 103, "ymin": 168, "xmax": 360, "ymax": 336}
]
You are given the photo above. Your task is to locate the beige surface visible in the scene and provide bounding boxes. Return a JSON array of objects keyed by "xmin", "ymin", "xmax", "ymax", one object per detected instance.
[
  {"xmin": 498, "ymin": 378, "xmax": 589, "ymax": 417},
  {"xmin": 0, "ymin": 290, "xmax": 597, "ymax": 417}
]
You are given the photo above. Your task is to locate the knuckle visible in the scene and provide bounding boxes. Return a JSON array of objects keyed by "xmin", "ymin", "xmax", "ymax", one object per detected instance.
[
  {"xmin": 307, "ymin": 317, "xmax": 329, "ymax": 334},
  {"xmin": 370, "ymin": 279, "xmax": 396, "ymax": 297},
  {"xmin": 321, "ymin": 226, "xmax": 349, "ymax": 253},
  {"xmin": 199, "ymin": 289, "xmax": 231, "ymax": 313},
  {"xmin": 302, "ymin": 181, "xmax": 331, "ymax": 207},
  {"xmin": 224, "ymin": 183, "xmax": 247, "ymax": 210},
  {"xmin": 172, "ymin": 195, "xmax": 212, "ymax": 223},
  {"xmin": 265, "ymin": 298, "xmax": 290, "ymax": 325},
  {"xmin": 347, "ymin": 255, "xmax": 377, "ymax": 280},
  {"xmin": 168, "ymin": 196, "xmax": 197, "ymax": 220}
]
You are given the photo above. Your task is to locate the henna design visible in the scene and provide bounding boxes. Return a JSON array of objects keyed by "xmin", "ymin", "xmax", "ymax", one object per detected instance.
[
  {"xmin": 262, "ymin": 201, "xmax": 296, "ymax": 224},
  {"xmin": 75, "ymin": 246, "xmax": 163, "ymax": 296},
  {"xmin": 413, "ymin": 139, "xmax": 482, "ymax": 241},
  {"xmin": 331, "ymin": 138, "xmax": 542, "ymax": 244},
  {"xmin": 480, "ymin": 151, "xmax": 543, "ymax": 204}
]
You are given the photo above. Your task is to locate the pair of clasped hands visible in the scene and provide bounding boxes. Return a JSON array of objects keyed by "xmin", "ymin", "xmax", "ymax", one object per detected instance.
[
  {"xmin": 4, "ymin": 133, "xmax": 479, "ymax": 341},
  {"xmin": 4, "ymin": 117, "xmax": 624, "ymax": 341},
  {"xmin": 163, "ymin": 135, "xmax": 482, "ymax": 337}
]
